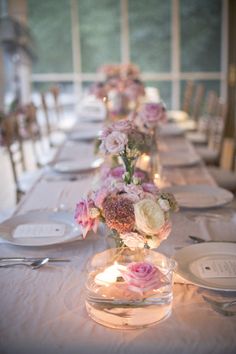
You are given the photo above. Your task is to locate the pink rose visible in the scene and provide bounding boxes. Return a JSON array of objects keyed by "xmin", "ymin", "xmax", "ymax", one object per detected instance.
[
  {"xmin": 74, "ymin": 198, "xmax": 99, "ymax": 238},
  {"xmin": 100, "ymin": 126, "xmax": 113, "ymax": 139},
  {"xmin": 111, "ymin": 119, "xmax": 133, "ymax": 133},
  {"xmin": 140, "ymin": 102, "xmax": 167, "ymax": 128},
  {"xmin": 101, "ymin": 131, "xmax": 128, "ymax": 154},
  {"xmin": 121, "ymin": 262, "xmax": 167, "ymax": 295}
]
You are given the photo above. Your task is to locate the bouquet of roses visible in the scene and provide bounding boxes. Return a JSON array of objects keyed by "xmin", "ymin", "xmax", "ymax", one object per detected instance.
[
  {"xmin": 96, "ymin": 118, "xmax": 153, "ymax": 183},
  {"xmin": 75, "ymin": 174, "xmax": 178, "ymax": 249}
]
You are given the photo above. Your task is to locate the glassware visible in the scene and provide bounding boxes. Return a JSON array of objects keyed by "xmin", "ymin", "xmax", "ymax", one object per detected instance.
[{"xmin": 85, "ymin": 247, "xmax": 176, "ymax": 329}]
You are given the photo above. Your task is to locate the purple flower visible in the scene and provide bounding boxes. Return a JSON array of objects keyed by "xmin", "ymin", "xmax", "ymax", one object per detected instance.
[
  {"xmin": 111, "ymin": 119, "xmax": 133, "ymax": 133},
  {"xmin": 109, "ymin": 166, "xmax": 125, "ymax": 178},
  {"xmin": 139, "ymin": 102, "xmax": 167, "ymax": 128},
  {"xmin": 142, "ymin": 182, "xmax": 159, "ymax": 195}
]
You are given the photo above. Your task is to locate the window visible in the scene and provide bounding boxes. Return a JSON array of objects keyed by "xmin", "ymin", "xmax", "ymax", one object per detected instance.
[{"xmin": 28, "ymin": 0, "xmax": 226, "ymax": 109}]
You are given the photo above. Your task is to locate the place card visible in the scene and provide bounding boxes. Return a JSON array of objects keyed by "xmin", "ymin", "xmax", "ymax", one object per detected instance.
[
  {"xmin": 198, "ymin": 258, "xmax": 236, "ymax": 279},
  {"xmin": 13, "ymin": 223, "xmax": 66, "ymax": 238}
]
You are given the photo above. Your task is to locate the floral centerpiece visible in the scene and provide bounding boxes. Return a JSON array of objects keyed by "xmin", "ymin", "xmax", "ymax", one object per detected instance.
[
  {"xmin": 75, "ymin": 117, "xmax": 178, "ymax": 248},
  {"xmin": 130, "ymin": 101, "xmax": 167, "ymax": 178},
  {"xmin": 96, "ymin": 118, "xmax": 152, "ymax": 183},
  {"xmin": 75, "ymin": 174, "xmax": 178, "ymax": 248}
]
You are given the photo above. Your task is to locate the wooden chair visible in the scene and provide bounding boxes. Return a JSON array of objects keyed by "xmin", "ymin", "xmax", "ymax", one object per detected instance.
[
  {"xmin": 49, "ymin": 85, "xmax": 62, "ymax": 123},
  {"xmin": 207, "ymin": 137, "xmax": 236, "ymax": 192},
  {"xmin": 182, "ymin": 81, "xmax": 194, "ymax": 114},
  {"xmin": 167, "ymin": 81, "xmax": 194, "ymax": 124},
  {"xmin": 191, "ymin": 84, "xmax": 205, "ymax": 122},
  {"xmin": 195, "ymin": 101, "xmax": 228, "ymax": 166},
  {"xmin": 1, "ymin": 114, "xmax": 42, "ymax": 202},
  {"xmin": 186, "ymin": 91, "xmax": 218, "ymax": 145},
  {"xmin": 20, "ymin": 103, "xmax": 55, "ymax": 167},
  {"xmin": 40, "ymin": 93, "xmax": 66, "ymax": 147}
]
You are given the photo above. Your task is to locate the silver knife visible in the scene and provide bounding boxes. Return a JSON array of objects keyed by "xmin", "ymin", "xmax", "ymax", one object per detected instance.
[{"xmin": 0, "ymin": 257, "xmax": 70, "ymax": 263}]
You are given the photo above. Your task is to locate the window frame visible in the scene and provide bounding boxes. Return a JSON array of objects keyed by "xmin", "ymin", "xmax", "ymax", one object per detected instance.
[{"xmin": 30, "ymin": 0, "xmax": 228, "ymax": 109}]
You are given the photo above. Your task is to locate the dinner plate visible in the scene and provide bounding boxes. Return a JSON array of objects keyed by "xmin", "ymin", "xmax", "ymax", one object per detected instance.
[
  {"xmin": 52, "ymin": 158, "xmax": 103, "ymax": 173},
  {"xmin": 68, "ymin": 130, "xmax": 100, "ymax": 141},
  {"xmin": 163, "ymin": 185, "xmax": 234, "ymax": 209},
  {"xmin": 167, "ymin": 110, "xmax": 189, "ymax": 122},
  {"xmin": 160, "ymin": 152, "xmax": 201, "ymax": 167},
  {"xmin": 159, "ymin": 124, "xmax": 185, "ymax": 137},
  {"xmin": 0, "ymin": 210, "xmax": 82, "ymax": 247},
  {"xmin": 174, "ymin": 243, "xmax": 236, "ymax": 291}
]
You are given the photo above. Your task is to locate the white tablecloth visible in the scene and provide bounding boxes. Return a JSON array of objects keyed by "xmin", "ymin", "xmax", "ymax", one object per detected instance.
[{"xmin": 0, "ymin": 134, "xmax": 236, "ymax": 354}]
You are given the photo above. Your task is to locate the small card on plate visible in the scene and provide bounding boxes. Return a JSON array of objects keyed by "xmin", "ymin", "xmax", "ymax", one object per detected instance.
[
  {"xmin": 13, "ymin": 223, "xmax": 66, "ymax": 238},
  {"xmin": 198, "ymin": 258, "xmax": 236, "ymax": 279}
]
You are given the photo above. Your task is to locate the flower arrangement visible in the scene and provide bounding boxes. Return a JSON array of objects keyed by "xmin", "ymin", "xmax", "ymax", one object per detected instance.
[
  {"xmin": 75, "ymin": 174, "xmax": 178, "ymax": 248},
  {"xmin": 132, "ymin": 101, "xmax": 167, "ymax": 133},
  {"xmin": 98, "ymin": 63, "xmax": 140, "ymax": 80},
  {"xmin": 98, "ymin": 119, "xmax": 152, "ymax": 183}
]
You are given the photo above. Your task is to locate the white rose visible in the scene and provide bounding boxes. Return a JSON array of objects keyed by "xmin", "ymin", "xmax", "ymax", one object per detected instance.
[
  {"xmin": 158, "ymin": 198, "xmax": 170, "ymax": 212},
  {"xmin": 146, "ymin": 236, "xmax": 161, "ymax": 249},
  {"xmin": 104, "ymin": 131, "xmax": 128, "ymax": 154},
  {"xmin": 134, "ymin": 199, "xmax": 165, "ymax": 235}
]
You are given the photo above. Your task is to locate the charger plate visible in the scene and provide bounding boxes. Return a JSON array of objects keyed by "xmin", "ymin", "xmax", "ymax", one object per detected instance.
[
  {"xmin": 174, "ymin": 243, "xmax": 236, "ymax": 291},
  {"xmin": 0, "ymin": 210, "xmax": 82, "ymax": 247},
  {"xmin": 163, "ymin": 185, "xmax": 233, "ymax": 208}
]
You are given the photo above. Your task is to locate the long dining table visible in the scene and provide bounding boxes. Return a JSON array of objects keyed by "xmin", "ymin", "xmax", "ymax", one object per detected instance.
[{"xmin": 0, "ymin": 117, "xmax": 236, "ymax": 354}]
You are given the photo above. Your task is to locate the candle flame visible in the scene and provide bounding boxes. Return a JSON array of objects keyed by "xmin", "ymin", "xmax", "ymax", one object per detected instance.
[{"xmin": 94, "ymin": 262, "xmax": 126, "ymax": 286}]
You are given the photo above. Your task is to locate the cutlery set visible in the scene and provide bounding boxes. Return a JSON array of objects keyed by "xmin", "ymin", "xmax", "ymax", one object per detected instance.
[{"xmin": 0, "ymin": 257, "xmax": 70, "ymax": 269}]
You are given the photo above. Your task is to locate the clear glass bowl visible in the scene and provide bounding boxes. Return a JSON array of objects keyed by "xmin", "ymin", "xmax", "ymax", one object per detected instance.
[{"xmin": 85, "ymin": 247, "xmax": 176, "ymax": 329}]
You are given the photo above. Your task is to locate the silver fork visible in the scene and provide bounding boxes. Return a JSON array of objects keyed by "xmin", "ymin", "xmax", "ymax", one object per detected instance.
[{"xmin": 203, "ymin": 296, "xmax": 236, "ymax": 316}]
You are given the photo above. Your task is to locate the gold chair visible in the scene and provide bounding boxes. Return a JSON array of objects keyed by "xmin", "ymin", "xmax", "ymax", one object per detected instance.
[
  {"xmin": 207, "ymin": 137, "xmax": 236, "ymax": 192},
  {"xmin": 40, "ymin": 92, "xmax": 66, "ymax": 147},
  {"xmin": 182, "ymin": 81, "xmax": 194, "ymax": 114},
  {"xmin": 186, "ymin": 91, "xmax": 218, "ymax": 145},
  {"xmin": 1, "ymin": 114, "xmax": 42, "ymax": 202}
]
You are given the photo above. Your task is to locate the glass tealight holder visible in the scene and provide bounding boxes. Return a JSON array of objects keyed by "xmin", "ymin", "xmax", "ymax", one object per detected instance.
[{"xmin": 85, "ymin": 247, "xmax": 176, "ymax": 329}]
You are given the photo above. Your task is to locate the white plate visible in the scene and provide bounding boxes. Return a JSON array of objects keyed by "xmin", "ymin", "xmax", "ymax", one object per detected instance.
[
  {"xmin": 52, "ymin": 158, "xmax": 103, "ymax": 173},
  {"xmin": 167, "ymin": 110, "xmax": 189, "ymax": 122},
  {"xmin": 159, "ymin": 124, "xmax": 184, "ymax": 137},
  {"xmin": 163, "ymin": 185, "xmax": 234, "ymax": 209},
  {"xmin": 174, "ymin": 243, "xmax": 236, "ymax": 291},
  {"xmin": 79, "ymin": 115, "xmax": 105, "ymax": 122},
  {"xmin": 0, "ymin": 210, "xmax": 82, "ymax": 247},
  {"xmin": 68, "ymin": 130, "xmax": 99, "ymax": 141},
  {"xmin": 160, "ymin": 152, "xmax": 201, "ymax": 167}
]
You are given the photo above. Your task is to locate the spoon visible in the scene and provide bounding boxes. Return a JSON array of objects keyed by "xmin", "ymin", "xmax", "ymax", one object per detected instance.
[{"xmin": 0, "ymin": 257, "xmax": 49, "ymax": 270}]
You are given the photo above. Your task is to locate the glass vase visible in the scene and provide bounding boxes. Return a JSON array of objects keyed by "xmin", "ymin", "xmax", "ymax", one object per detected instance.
[{"xmin": 85, "ymin": 247, "xmax": 176, "ymax": 329}]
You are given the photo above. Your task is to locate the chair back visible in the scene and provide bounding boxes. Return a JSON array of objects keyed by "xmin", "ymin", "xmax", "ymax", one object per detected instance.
[
  {"xmin": 182, "ymin": 81, "xmax": 194, "ymax": 114},
  {"xmin": 41, "ymin": 93, "xmax": 52, "ymax": 136},
  {"xmin": 50, "ymin": 86, "xmax": 62, "ymax": 122},
  {"xmin": 1, "ymin": 114, "xmax": 26, "ymax": 187},
  {"xmin": 191, "ymin": 84, "xmax": 205, "ymax": 121},
  {"xmin": 219, "ymin": 137, "xmax": 235, "ymax": 171}
]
